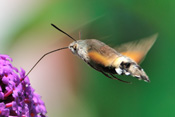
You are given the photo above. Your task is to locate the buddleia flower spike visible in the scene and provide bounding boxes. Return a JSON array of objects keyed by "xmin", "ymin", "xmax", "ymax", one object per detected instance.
[{"xmin": 0, "ymin": 54, "xmax": 47, "ymax": 117}]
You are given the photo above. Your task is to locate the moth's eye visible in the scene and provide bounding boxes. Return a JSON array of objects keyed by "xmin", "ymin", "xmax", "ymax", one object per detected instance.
[{"xmin": 73, "ymin": 44, "xmax": 77, "ymax": 50}]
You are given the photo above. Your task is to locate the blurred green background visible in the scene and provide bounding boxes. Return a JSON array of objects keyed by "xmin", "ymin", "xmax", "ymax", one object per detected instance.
[{"xmin": 0, "ymin": 0, "xmax": 175, "ymax": 117}]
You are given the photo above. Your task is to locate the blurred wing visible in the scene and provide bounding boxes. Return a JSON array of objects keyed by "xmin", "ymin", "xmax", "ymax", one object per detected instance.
[{"xmin": 116, "ymin": 33, "xmax": 158, "ymax": 64}]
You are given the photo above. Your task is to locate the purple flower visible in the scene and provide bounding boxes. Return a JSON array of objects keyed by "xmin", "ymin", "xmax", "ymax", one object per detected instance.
[{"xmin": 0, "ymin": 54, "xmax": 47, "ymax": 117}]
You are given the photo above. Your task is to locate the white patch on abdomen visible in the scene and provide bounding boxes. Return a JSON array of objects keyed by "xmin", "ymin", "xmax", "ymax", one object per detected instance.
[{"xmin": 115, "ymin": 68, "xmax": 123, "ymax": 75}]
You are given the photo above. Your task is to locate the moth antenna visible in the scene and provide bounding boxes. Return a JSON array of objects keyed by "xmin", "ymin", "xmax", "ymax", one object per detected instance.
[
  {"xmin": 24, "ymin": 47, "xmax": 68, "ymax": 78},
  {"xmin": 51, "ymin": 24, "xmax": 76, "ymax": 41}
]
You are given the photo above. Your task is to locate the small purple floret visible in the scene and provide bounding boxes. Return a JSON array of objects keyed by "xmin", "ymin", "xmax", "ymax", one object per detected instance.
[{"xmin": 0, "ymin": 54, "xmax": 47, "ymax": 116}]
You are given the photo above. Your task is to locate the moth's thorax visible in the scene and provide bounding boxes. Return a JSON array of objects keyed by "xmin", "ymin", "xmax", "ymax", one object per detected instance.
[
  {"xmin": 69, "ymin": 39, "xmax": 119, "ymax": 63},
  {"xmin": 69, "ymin": 40, "xmax": 89, "ymax": 61}
]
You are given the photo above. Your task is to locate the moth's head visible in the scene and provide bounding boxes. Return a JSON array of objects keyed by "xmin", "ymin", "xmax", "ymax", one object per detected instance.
[
  {"xmin": 69, "ymin": 41, "xmax": 78, "ymax": 54},
  {"xmin": 68, "ymin": 40, "xmax": 90, "ymax": 62},
  {"xmin": 68, "ymin": 40, "xmax": 87, "ymax": 54}
]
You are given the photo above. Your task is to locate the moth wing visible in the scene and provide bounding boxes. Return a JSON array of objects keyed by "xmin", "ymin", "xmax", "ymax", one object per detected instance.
[{"xmin": 116, "ymin": 33, "xmax": 158, "ymax": 64}]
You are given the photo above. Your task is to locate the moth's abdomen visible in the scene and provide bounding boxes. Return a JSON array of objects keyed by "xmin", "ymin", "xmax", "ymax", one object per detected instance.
[
  {"xmin": 112, "ymin": 56, "xmax": 150, "ymax": 82},
  {"xmin": 128, "ymin": 64, "xmax": 149, "ymax": 82}
]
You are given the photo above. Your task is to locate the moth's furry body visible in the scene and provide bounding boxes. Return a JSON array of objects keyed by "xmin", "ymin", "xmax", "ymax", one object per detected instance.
[{"xmin": 69, "ymin": 34, "xmax": 157, "ymax": 83}]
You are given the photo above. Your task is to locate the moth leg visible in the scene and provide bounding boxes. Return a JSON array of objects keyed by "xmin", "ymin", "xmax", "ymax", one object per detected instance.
[
  {"xmin": 101, "ymin": 71, "xmax": 131, "ymax": 84},
  {"xmin": 87, "ymin": 63, "xmax": 112, "ymax": 79},
  {"xmin": 100, "ymin": 71, "xmax": 113, "ymax": 79},
  {"xmin": 87, "ymin": 62, "xmax": 131, "ymax": 84},
  {"xmin": 109, "ymin": 73, "xmax": 132, "ymax": 84}
]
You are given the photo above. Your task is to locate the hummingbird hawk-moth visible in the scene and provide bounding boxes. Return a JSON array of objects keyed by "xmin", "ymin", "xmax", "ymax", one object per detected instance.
[{"xmin": 26, "ymin": 24, "xmax": 157, "ymax": 84}]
